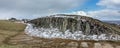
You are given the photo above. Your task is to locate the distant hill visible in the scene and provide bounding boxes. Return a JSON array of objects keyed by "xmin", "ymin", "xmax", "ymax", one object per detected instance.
[{"xmin": 104, "ymin": 21, "xmax": 120, "ymax": 25}]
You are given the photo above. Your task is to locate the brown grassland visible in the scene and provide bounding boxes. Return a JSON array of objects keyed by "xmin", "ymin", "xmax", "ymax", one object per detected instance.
[{"xmin": 0, "ymin": 20, "xmax": 26, "ymax": 48}]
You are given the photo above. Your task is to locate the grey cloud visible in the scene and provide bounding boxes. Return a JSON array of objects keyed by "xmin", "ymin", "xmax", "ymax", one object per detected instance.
[
  {"xmin": 68, "ymin": 9, "xmax": 120, "ymax": 20},
  {"xmin": 88, "ymin": 9, "xmax": 120, "ymax": 20},
  {"xmin": 0, "ymin": 0, "xmax": 85, "ymax": 19}
]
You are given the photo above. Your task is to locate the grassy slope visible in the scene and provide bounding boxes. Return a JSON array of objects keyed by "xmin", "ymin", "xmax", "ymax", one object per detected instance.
[
  {"xmin": 0, "ymin": 20, "xmax": 26, "ymax": 48},
  {"xmin": 0, "ymin": 20, "xmax": 119, "ymax": 48},
  {"xmin": 0, "ymin": 20, "xmax": 25, "ymax": 32}
]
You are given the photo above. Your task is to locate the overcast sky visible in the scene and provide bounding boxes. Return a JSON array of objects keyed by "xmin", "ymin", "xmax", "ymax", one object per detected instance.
[{"xmin": 0, "ymin": 0, "xmax": 120, "ymax": 20}]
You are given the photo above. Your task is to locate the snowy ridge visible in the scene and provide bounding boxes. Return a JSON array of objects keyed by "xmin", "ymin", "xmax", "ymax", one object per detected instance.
[{"xmin": 25, "ymin": 24, "xmax": 120, "ymax": 41}]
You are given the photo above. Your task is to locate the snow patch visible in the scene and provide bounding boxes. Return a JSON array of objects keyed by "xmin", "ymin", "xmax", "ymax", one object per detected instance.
[{"xmin": 25, "ymin": 24, "xmax": 120, "ymax": 41}]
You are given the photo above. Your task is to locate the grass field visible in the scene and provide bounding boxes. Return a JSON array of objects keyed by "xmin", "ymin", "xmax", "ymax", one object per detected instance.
[
  {"xmin": 0, "ymin": 20, "xmax": 26, "ymax": 48},
  {"xmin": 0, "ymin": 20, "xmax": 25, "ymax": 32}
]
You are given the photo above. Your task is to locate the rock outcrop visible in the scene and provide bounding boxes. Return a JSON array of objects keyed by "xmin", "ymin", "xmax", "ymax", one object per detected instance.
[
  {"xmin": 28, "ymin": 14, "xmax": 120, "ymax": 35},
  {"xmin": 25, "ymin": 14, "xmax": 120, "ymax": 40}
]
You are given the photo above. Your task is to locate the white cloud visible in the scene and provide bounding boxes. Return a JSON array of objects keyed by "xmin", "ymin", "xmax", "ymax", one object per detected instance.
[
  {"xmin": 88, "ymin": 9, "xmax": 120, "ymax": 16},
  {"xmin": 88, "ymin": 9, "xmax": 120, "ymax": 20},
  {"xmin": 97, "ymin": 0, "xmax": 120, "ymax": 9},
  {"xmin": 94, "ymin": 0, "xmax": 120, "ymax": 20},
  {"xmin": 70, "ymin": 9, "xmax": 120, "ymax": 20},
  {"xmin": 72, "ymin": 11, "xmax": 88, "ymax": 16},
  {"xmin": 68, "ymin": 0, "xmax": 120, "ymax": 21},
  {"xmin": 0, "ymin": 0, "xmax": 86, "ymax": 19}
]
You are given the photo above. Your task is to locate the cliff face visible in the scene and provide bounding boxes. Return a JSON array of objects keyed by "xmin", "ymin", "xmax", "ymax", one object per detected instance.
[{"xmin": 28, "ymin": 14, "xmax": 120, "ymax": 35}]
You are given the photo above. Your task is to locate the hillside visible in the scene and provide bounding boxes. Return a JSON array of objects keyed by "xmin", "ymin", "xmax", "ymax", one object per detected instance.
[
  {"xmin": 27, "ymin": 14, "xmax": 120, "ymax": 40},
  {"xmin": 0, "ymin": 20, "xmax": 26, "ymax": 48},
  {"xmin": 0, "ymin": 19, "xmax": 120, "ymax": 48}
]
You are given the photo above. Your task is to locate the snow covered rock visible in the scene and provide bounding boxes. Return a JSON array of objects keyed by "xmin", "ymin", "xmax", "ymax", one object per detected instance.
[{"xmin": 25, "ymin": 14, "xmax": 120, "ymax": 40}]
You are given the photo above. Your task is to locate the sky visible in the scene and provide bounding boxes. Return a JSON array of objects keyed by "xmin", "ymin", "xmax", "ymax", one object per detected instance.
[{"xmin": 0, "ymin": 0, "xmax": 120, "ymax": 20}]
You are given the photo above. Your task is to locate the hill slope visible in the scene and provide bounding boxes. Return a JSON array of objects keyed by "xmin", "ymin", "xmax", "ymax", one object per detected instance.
[
  {"xmin": 27, "ymin": 14, "xmax": 120, "ymax": 40},
  {"xmin": 0, "ymin": 19, "xmax": 120, "ymax": 48},
  {"xmin": 0, "ymin": 20, "xmax": 26, "ymax": 48}
]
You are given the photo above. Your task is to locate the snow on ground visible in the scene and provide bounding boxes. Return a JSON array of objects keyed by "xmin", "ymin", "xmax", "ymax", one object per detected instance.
[{"xmin": 25, "ymin": 24, "xmax": 120, "ymax": 41}]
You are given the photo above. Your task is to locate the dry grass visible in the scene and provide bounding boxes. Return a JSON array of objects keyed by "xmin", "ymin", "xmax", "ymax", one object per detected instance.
[
  {"xmin": 0, "ymin": 20, "xmax": 26, "ymax": 48},
  {"xmin": 0, "ymin": 20, "xmax": 26, "ymax": 32}
]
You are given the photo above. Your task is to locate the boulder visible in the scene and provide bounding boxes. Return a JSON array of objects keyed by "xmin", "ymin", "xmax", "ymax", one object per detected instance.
[
  {"xmin": 66, "ymin": 42, "xmax": 78, "ymax": 48},
  {"xmin": 81, "ymin": 42, "xmax": 89, "ymax": 48}
]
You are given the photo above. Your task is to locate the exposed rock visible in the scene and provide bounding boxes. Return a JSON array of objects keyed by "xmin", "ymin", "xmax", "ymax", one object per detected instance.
[
  {"xmin": 102, "ymin": 44, "xmax": 114, "ymax": 48},
  {"xmin": 29, "ymin": 14, "xmax": 120, "ymax": 35},
  {"xmin": 116, "ymin": 46, "xmax": 120, "ymax": 48},
  {"xmin": 81, "ymin": 42, "xmax": 89, "ymax": 48},
  {"xmin": 60, "ymin": 42, "xmax": 66, "ymax": 46},
  {"xmin": 66, "ymin": 42, "xmax": 78, "ymax": 48},
  {"xmin": 94, "ymin": 43, "xmax": 102, "ymax": 48},
  {"xmin": 26, "ymin": 14, "xmax": 120, "ymax": 40},
  {"xmin": 85, "ymin": 22, "xmax": 91, "ymax": 35}
]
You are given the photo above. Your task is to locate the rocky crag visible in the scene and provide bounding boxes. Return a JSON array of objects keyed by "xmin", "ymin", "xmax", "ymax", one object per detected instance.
[{"xmin": 25, "ymin": 14, "xmax": 120, "ymax": 40}]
